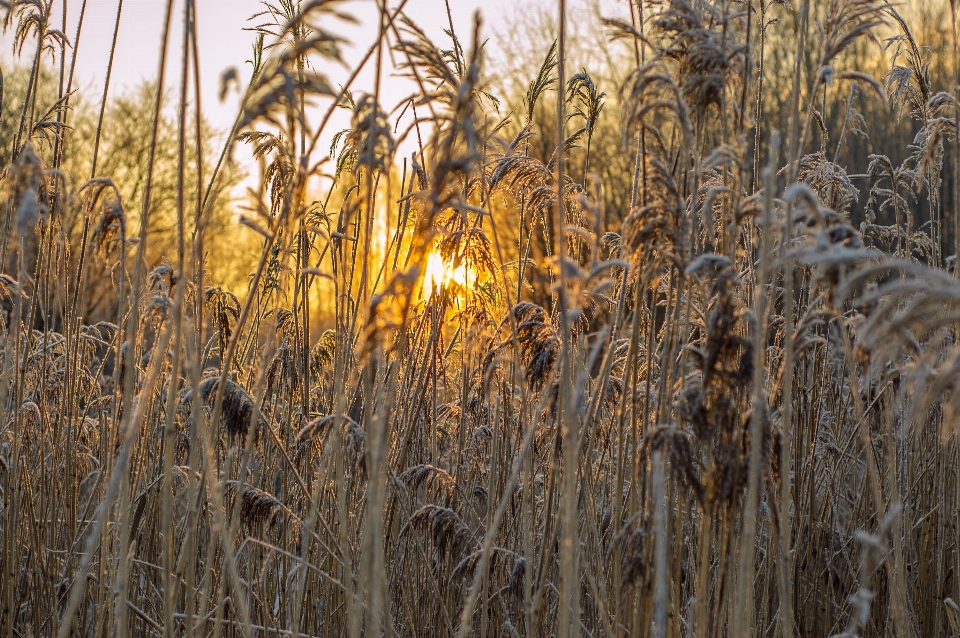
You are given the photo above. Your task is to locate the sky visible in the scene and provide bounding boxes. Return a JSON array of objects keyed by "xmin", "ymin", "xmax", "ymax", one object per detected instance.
[
  {"xmin": 42, "ymin": 0, "xmax": 558, "ymax": 138},
  {"xmin": 1, "ymin": 0, "xmax": 627, "ymax": 188}
]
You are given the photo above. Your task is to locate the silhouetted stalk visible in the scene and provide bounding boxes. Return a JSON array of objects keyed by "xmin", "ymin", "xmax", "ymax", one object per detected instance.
[
  {"xmin": 780, "ymin": 4, "xmax": 809, "ymax": 634},
  {"xmin": 651, "ymin": 449, "xmax": 667, "ymax": 638},
  {"xmin": 53, "ymin": 0, "xmax": 86, "ymax": 168},
  {"xmin": 554, "ymin": 1, "xmax": 580, "ymax": 636},
  {"xmin": 954, "ymin": 0, "xmax": 960, "ymax": 277},
  {"xmin": 158, "ymin": 2, "xmax": 192, "ymax": 636},
  {"xmin": 112, "ymin": 0, "xmax": 176, "ymax": 632},
  {"xmin": 736, "ymin": 131, "xmax": 779, "ymax": 638}
]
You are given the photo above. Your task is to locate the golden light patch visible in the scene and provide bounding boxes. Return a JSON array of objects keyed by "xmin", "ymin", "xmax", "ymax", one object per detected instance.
[{"xmin": 424, "ymin": 251, "xmax": 475, "ymax": 292}]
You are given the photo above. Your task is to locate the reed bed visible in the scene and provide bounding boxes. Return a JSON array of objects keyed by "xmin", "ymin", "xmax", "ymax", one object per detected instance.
[{"xmin": 1, "ymin": 0, "xmax": 959, "ymax": 636}]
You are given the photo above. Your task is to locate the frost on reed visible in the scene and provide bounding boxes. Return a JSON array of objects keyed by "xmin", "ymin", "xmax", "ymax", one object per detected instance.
[{"xmin": 3, "ymin": 0, "xmax": 960, "ymax": 636}]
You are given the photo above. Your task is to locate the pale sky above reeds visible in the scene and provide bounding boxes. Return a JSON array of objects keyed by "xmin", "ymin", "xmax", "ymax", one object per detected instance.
[
  {"xmin": 44, "ymin": 1, "xmax": 546, "ymax": 139},
  {"xmin": 2, "ymin": 0, "xmax": 625, "ymax": 187}
]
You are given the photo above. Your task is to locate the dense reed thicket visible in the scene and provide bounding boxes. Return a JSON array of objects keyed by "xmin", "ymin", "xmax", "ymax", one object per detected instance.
[{"xmin": 2, "ymin": 0, "xmax": 960, "ymax": 636}]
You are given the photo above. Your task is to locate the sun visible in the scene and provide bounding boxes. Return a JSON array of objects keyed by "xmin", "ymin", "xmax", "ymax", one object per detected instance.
[{"xmin": 424, "ymin": 251, "xmax": 475, "ymax": 293}]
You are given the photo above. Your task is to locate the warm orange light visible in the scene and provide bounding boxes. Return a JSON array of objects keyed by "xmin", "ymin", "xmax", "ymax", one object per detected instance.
[{"xmin": 424, "ymin": 251, "xmax": 474, "ymax": 292}]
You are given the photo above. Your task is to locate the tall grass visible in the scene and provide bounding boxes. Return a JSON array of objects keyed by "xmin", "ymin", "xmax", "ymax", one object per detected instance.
[{"xmin": 2, "ymin": 0, "xmax": 960, "ymax": 636}]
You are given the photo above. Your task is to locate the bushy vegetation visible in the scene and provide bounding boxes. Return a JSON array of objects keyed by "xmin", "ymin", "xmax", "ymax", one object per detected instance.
[{"xmin": 2, "ymin": 0, "xmax": 960, "ymax": 636}]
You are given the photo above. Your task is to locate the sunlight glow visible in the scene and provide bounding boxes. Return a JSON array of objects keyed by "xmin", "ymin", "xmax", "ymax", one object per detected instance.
[{"xmin": 424, "ymin": 252, "xmax": 475, "ymax": 293}]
